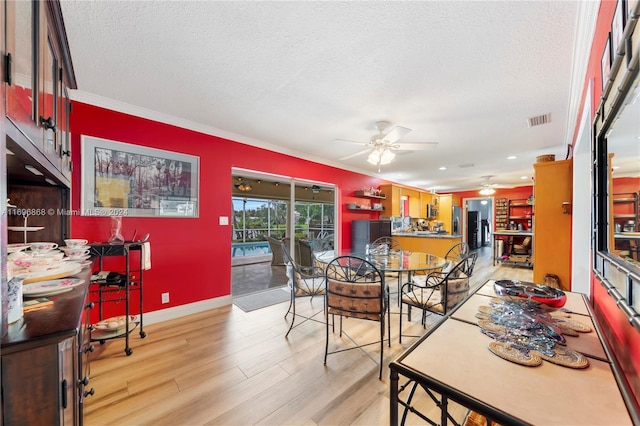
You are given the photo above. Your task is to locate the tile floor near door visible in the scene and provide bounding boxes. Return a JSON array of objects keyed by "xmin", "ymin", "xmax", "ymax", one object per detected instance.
[{"xmin": 232, "ymin": 260, "xmax": 288, "ymax": 296}]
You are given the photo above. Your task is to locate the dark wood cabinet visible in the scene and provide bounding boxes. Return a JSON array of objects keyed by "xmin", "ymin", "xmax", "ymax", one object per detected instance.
[
  {"xmin": 1, "ymin": 268, "xmax": 94, "ymax": 425},
  {"xmin": 5, "ymin": 0, "xmax": 76, "ymax": 186}
]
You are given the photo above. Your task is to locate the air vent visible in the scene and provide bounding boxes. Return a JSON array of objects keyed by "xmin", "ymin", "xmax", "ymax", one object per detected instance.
[
  {"xmin": 527, "ymin": 113, "xmax": 552, "ymax": 127},
  {"xmin": 458, "ymin": 163, "xmax": 475, "ymax": 168}
]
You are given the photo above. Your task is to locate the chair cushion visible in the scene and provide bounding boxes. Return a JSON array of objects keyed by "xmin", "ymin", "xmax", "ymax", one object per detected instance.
[
  {"xmin": 326, "ymin": 279, "xmax": 383, "ymax": 320},
  {"xmin": 440, "ymin": 275, "xmax": 469, "ymax": 308}
]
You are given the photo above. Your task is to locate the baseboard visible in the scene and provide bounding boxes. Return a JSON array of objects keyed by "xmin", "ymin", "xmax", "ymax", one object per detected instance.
[{"xmin": 143, "ymin": 295, "xmax": 233, "ymax": 325}]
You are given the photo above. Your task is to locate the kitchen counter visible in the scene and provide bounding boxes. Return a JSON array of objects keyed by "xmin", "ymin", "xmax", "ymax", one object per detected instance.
[
  {"xmin": 394, "ymin": 233, "xmax": 462, "ymax": 257},
  {"xmin": 394, "ymin": 232, "xmax": 461, "ymax": 239}
]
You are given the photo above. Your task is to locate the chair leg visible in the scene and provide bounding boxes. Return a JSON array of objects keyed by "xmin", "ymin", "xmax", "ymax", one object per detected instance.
[
  {"xmin": 324, "ymin": 315, "xmax": 329, "ymax": 365},
  {"xmin": 379, "ymin": 318, "xmax": 384, "ymax": 379},
  {"xmin": 284, "ymin": 294, "xmax": 296, "ymax": 338},
  {"xmin": 284, "ymin": 290, "xmax": 294, "ymax": 319},
  {"xmin": 387, "ymin": 295, "xmax": 391, "ymax": 347},
  {"xmin": 399, "ymin": 301, "xmax": 403, "ymax": 344}
]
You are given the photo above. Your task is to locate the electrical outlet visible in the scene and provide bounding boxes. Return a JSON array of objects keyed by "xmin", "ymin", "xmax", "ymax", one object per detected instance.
[{"xmin": 161, "ymin": 292, "xmax": 170, "ymax": 304}]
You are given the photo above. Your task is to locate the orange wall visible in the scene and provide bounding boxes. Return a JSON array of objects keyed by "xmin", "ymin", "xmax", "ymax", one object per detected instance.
[
  {"xmin": 452, "ymin": 186, "xmax": 534, "ymax": 232},
  {"xmin": 69, "ymin": 102, "xmax": 391, "ymax": 319}
]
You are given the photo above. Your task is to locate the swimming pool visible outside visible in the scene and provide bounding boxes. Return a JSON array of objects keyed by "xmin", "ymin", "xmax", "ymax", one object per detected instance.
[{"xmin": 232, "ymin": 241, "xmax": 272, "ymax": 257}]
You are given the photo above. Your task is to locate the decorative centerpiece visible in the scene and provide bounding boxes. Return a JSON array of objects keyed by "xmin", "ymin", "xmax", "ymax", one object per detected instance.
[{"xmin": 493, "ymin": 279, "xmax": 566, "ymax": 309}]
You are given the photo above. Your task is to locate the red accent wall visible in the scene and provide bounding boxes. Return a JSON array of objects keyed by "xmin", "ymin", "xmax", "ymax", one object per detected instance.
[
  {"xmin": 580, "ymin": 1, "xmax": 640, "ymax": 411},
  {"xmin": 70, "ymin": 102, "xmax": 390, "ymax": 319}
]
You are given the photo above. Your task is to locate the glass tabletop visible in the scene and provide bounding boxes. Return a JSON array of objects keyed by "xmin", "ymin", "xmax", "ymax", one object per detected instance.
[{"xmin": 314, "ymin": 249, "xmax": 448, "ymax": 273}]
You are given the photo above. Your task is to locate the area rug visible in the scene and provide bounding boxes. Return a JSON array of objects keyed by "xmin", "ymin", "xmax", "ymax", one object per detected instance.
[{"xmin": 233, "ymin": 287, "xmax": 290, "ymax": 312}]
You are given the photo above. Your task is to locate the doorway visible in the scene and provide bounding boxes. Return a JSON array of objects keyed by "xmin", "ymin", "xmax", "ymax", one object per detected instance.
[
  {"xmin": 464, "ymin": 197, "xmax": 494, "ymax": 250},
  {"xmin": 230, "ymin": 169, "xmax": 336, "ymax": 310}
]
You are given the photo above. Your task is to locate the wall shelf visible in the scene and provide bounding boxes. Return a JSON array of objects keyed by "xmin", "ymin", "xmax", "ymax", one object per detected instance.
[{"xmin": 353, "ymin": 190, "xmax": 386, "ymax": 199}]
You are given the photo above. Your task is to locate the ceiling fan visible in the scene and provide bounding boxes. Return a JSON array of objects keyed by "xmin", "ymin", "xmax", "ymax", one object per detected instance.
[{"xmin": 336, "ymin": 121, "xmax": 438, "ymax": 172}]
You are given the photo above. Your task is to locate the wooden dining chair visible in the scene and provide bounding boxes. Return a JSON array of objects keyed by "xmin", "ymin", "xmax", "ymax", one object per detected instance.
[{"xmin": 324, "ymin": 255, "xmax": 390, "ymax": 379}]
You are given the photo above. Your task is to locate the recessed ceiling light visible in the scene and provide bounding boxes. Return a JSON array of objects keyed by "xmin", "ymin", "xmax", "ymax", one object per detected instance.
[
  {"xmin": 439, "ymin": 166, "xmax": 447, "ymax": 171},
  {"xmin": 507, "ymin": 155, "xmax": 517, "ymax": 160},
  {"xmin": 521, "ymin": 176, "xmax": 528, "ymax": 180},
  {"xmin": 45, "ymin": 178, "xmax": 57, "ymax": 185},
  {"xmin": 25, "ymin": 165, "xmax": 43, "ymax": 176},
  {"xmin": 6, "ymin": 148, "xmax": 14, "ymax": 155}
]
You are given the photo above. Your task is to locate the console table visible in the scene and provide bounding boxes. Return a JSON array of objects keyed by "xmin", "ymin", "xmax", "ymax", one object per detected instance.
[{"xmin": 389, "ymin": 280, "xmax": 638, "ymax": 425}]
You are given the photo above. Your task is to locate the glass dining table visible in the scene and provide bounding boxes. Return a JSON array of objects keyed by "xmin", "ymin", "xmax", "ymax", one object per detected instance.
[{"xmin": 314, "ymin": 249, "xmax": 449, "ymax": 299}]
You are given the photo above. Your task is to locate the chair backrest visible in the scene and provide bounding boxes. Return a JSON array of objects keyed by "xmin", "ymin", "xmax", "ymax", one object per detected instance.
[
  {"xmin": 266, "ymin": 235, "xmax": 285, "ymax": 265},
  {"xmin": 462, "ymin": 252, "xmax": 478, "ymax": 277},
  {"xmin": 282, "ymin": 242, "xmax": 324, "ymax": 295},
  {"xmin": 444, "ymin": 241, "xmax": 469, "ymax": 262},
  {"xmin": 372, "ymin": 237, "xmax": 402, "ymax": 252},
  {"xmin": 298, "ymin": 239, "xmax": 314, "ymax": 269},
  {"xmin": 424, "ymin": 257, "xmax": 470, "ymax": 313},
  {"xmin": 325, "ymin": 256, "xmax": 386, "ymax": 320}
]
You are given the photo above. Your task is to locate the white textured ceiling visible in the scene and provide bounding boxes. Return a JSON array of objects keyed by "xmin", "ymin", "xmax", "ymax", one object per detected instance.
[{"xmin": 60, "ymin": 0, "xmax": 592, "ymax": 192}]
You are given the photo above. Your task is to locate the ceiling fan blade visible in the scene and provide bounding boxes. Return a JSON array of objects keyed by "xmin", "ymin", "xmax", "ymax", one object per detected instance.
[
  {"xmin": 333, "ymin": 138, "xmax": 368, "ymax": 146},
  {"xmin": 339, "ymin": 148, "xmax": 372, "ymax": 161},
  {"xmin": 381, "ymin": 126, "xmax": 411, "ymax": 144},
  {"xmin": 396, "ymin": 142, "xmax": 439, "ymax": 150}
]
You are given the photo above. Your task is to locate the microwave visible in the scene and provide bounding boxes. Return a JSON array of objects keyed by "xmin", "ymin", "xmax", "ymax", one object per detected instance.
[{"xmin": 427, "ymin": 204, "xmax": 438, "ymax": 219}]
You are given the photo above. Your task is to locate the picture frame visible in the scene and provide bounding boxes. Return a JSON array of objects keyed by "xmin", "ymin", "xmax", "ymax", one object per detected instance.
[
  {"xmin": 81, "ymin": 135, "xmax": 199, "ymax": 217},
  {"xmin": 611, "ymin": 0, "xmax": 625, "ymax": 56},
  {"xmin": 601, "ymin": 33, "xmax": 612, "ymax": 91}
]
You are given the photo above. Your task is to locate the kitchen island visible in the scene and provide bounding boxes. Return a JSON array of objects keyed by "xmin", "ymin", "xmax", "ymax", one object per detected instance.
[{"xmin": 394, "ymin": 232, "xmax": 462, "ymax": 258}]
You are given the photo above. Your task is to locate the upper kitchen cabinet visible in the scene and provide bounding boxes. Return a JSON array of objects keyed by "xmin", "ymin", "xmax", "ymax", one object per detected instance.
[{"xmin": 5, "ymin": 0, "xmax": 76, "ymax": 186}]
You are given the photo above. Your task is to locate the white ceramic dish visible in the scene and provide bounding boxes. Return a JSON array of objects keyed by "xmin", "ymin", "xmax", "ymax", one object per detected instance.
[
  {"xmin": 23, "ymin": 278, "xmax": 85, "ymax": 297},
  {"xmin": 7, "ymin": 243, "xmax": 30, "ymax": 253},
  {"xmin": 7, "ymin": 226, "xmax": 45, "ymax": 232}
]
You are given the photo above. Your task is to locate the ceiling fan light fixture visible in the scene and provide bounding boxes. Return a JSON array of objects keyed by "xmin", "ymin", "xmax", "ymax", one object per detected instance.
[
  {"xmin": 367, "ymin": 149, "xmax": 381, "ymax": 165},
  {"xmin": 380, "ymin": 148, "xmax": 395, "ymax": 165},
  {"xmin": 479, "ymin": 187, "xmax": 495, "ymax": 196}
]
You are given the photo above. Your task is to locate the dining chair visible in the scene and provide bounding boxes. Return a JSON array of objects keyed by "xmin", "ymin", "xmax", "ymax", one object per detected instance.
[
  {"xmin": 399, "ymin": 256, "xmax": 470, "ymax": 343},
  {"xmin": 266, "ymin": 235, "xmax": 286, "ymax": 266},
  {"xmin": 462, "ymin": 251, "xmax": 478, "ymax": 277},
  {"xmin": 324, "ymin": 255, "xmax": 390, "ymax": 379},
  {"xmin": 444, "ymin": 241, "xmax": 469, "ymax": 262},
  {"xmin": 372, "ymin": 236, "xmax": 403, "ymax": 297},
  {"xmin": 282, "ymin": 242, "xmax": 326, "ymax": 338}
]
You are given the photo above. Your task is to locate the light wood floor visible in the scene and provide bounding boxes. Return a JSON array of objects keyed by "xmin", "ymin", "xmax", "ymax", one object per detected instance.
[{"xmin": 85, "ymin": 247, "xmax": 532, "ymax": 425}]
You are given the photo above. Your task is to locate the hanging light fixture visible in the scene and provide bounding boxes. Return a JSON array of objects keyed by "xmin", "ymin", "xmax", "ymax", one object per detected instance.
[
  {"xmin": 479, "ymin": 187, "xmax": 496, "ymax": 196},
  {"xmin": 234, "ymin": 178, "xmax": 253, "ymax": 192},
  {"xmin": 367, "ymin": 148, "xmax": 382, "ymax": 165},
  {"xmin": 478, "ymin": 176, "xmax": 496, "ymax": 195}
]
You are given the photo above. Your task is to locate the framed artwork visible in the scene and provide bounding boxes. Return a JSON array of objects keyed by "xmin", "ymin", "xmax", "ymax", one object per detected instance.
[
  {"xmin": 601, "ymin": 33, "xmax": 612, "ymax": 91},
  {"xmin": 81, "ymin": 135, "xmax": 199, "ymax": 217},
  {"xmin": 611, "ymin": 0, "xmax": 626, "ymax": 55}
]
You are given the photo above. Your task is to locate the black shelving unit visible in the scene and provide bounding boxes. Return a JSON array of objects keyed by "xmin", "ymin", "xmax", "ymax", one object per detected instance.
[{"xmin": 89, "ymin": 242, "xmax": 147, "ymax": 356}]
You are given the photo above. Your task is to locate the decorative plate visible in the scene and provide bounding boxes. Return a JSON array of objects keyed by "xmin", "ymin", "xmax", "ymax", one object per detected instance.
[
  {"xmin": 23, "ymin": 278, "xmax": 85, "ymax": 297},
  {"xmin": 535, "ymin": 348, "xmax": 590, "ymax": 369},
  {"xmin": 94, "ymin": 315, "xmax": 138, "ymax": 331},
  {"xmin": 488, "ymin": 342, "xmax": 542, "ymax": 367}
]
